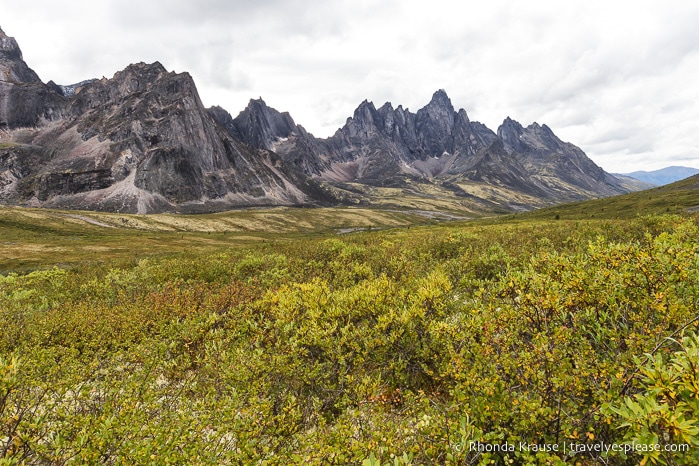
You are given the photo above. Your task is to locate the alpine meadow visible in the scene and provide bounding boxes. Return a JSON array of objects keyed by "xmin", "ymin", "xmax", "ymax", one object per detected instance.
[{"xmin": 2, "ymin": 196, "xmax": 699, "ymax": 464}]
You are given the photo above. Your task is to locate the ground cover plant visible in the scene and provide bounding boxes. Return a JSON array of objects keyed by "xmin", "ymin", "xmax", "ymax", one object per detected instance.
[{"xmin": 2, "ymin": 212, "xmax": 699, "ymax": 464}]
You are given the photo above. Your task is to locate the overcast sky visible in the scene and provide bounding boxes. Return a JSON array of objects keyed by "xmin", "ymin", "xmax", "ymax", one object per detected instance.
[{"xmin": 3, "ymin": 0, "xmax": 698, "ymax": 172}]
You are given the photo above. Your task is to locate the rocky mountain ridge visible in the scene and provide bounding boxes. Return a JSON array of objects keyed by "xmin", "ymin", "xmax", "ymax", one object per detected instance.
[
  {"xmin": 0, "ymin": 27, "xmax": 332, "ymax": 213},
  {"xmin": 1, "ymin": 26, "xmax": 630, "ymax": 214},
  {"xmin": 225, "ymin": 90, "xmax": 627, "ymax": 205}
]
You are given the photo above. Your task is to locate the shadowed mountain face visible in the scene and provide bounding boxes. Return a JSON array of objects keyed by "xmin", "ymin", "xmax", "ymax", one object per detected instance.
[{"xmin": 0, "ymin": 26, "xmax": 629, "ymax": 214}]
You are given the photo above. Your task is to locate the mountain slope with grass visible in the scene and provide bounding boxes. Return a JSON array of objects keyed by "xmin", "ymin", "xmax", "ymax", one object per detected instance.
[{"xmin": 512, "ymin": 173, "xmax": 699, "ymax": 221}]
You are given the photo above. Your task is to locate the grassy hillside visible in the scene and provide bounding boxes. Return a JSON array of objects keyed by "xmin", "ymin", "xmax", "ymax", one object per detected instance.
[
  {"xmin": 2, "ymin": 187, "xmax": 699, "ymax": 464},
  {"xmin": 507, "ymin": 174, "xmax": 699, "ymax": 221}
]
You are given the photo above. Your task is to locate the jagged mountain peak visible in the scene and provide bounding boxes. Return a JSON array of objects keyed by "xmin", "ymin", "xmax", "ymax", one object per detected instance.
[
  {"xmin": 234, "ymin": 97, "xmax": 298, "ymax": 127},
  {"xmin": 527, "ymin": 121, "xmax": 555, "ymax": 137},
  {"xmin": 423, "ymin": 90, "xmax": 455, "ymax": 114},
  {"xmin": 520, "ymin": 121, "xmax": 566, "ymax": 153},
  {"xmin": 0, "ymin": 26, "xmax": 64, "ymax": 129},
  {"xmin": 354, "ymin": 99, "xmax": 377, "ymax": 114},
  {"xmin": 124, "ymin": 61, "xmax": 167, "ymax": 73},
  {"xmin": 378, "ymin": 102, "xmax": 394, "ymax": 114},
  {"xmin": 415, "ymin": 90, "xmax": 457, "ymax": 154},
  {"xmin": 0, "ymin": 27, "xmax": 24, "ymax": 62},
  {"xmin": 239, "ymin": 97, "xmax": 292, "ymax": 119},
  {"xmin": 421, "ymin": 89, "xmax": 455, "ymax": 114},
  {"xmin": 502, "ymin": 120, "xmax": 557, "ymax": 143},
  {"xmin": 527, "ymin": 122, "xmax": 561, "ymax": 148},
  {"xmin": 244, "ymin": 97, "xmax": 271, "ymax": 109},
  {"xmin": 64, "ymin": 61, "xmax": 201, "ymax": 122},
  {"xmin": 237, "ymin": 97, "xmax": 297, "ymax": 123},
  {"xmin": 113, "ymin": 61, "xmax": 170, "ymax": 85},
  {"xmin": 228, "ymin": 96, "xmax": 299, "ymax": 151},
  {"xmin": 0, "ymin": 27, "xmax": 42, "ymax": 84},
  {"xmin": 497, "ymin": 117, "xmax": 526, "ymax": 153},
  {"xmin": 499, "ymin": 116, "xmax": 524, "ymax": 131}
]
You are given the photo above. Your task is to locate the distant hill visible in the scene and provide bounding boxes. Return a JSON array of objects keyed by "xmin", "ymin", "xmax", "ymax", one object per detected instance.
[
  {"xmin": 621, "ymin": 166, "xmax": 699, "ymax": 186},
  {"xmin": 611, "ymin": 174, "xmax": 656, "ymax": 191}
]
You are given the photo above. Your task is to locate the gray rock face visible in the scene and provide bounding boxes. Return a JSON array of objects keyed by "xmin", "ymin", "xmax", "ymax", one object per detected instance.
[
  {"xmin": 497, "ymin": 117, "xmax": 526, "ymax": 153},
  {"xmin": 227, "ymin": 98, "xmax": 298, "ymax": 151},
  {"xmin": 0, "ymin": 30, "xmax": 332, "ymax": 213},
  {"xmin": 415, "ymin": 89, "xmax": 457, "ymax": 156},
  {"xmin": 496, "ymin": 118, "xmax": 623, "ymax": 199},
  {"xmin": 0, "ymin": 26, "xmax": 40, "ymax": 83},
  {"xmin": 0, "ymin": 27, "xmax": 66, "ymax": 129},
  {"xmin": 210, "ymin": 100, "xmax": 332, "ymax": 177}
]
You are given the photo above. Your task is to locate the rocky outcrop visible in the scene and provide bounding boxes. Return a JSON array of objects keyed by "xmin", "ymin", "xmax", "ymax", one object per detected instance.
[
  {"xmin": 0, "ymin": 26, "xmax": 40, "ymax": 83},
  {"xmin": 227, "ymin": 98, "xmax": 298, "ymax": 151}
]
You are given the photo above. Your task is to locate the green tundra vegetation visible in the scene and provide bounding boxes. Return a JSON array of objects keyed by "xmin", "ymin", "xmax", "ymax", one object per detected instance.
[{"xmin": 2, "ymin": 201, "xmax": 699, "ymax": 464}]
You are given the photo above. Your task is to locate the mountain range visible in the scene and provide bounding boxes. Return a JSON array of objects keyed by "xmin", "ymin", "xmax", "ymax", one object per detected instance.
[
  {"xmin": 0, "ymin": 26, "xmax": 635, "ymax": 214},
  {"xmin": 621, "ymin": 166, "xmax": 699, "ymax": 186}
]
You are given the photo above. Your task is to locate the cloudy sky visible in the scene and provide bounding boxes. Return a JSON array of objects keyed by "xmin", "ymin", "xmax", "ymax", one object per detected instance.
[{"xmin": 3, "ymin": 0, "xmax": 698, "ymax": 172}]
